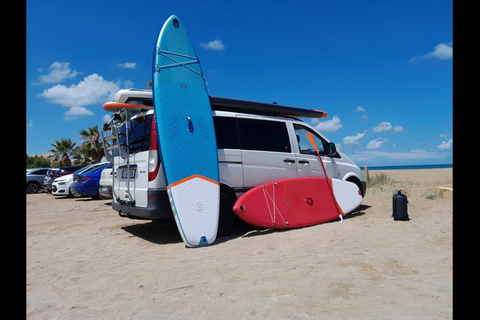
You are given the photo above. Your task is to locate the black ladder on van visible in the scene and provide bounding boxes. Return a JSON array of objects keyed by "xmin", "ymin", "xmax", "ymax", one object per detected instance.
[{"xmin": 101, "ymin": 109, "xmax": 135, "ymax": 205}]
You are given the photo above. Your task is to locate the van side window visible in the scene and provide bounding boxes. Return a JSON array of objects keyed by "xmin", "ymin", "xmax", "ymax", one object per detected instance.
[
  {"xmin": 214, "ymin": 117, "xmax": 240, "ymax": 149},
  {"xmin": 238, "ymin": 118, "xmax": 291, "ymax": 153},
  {"xmin": 294, "ymin": 124, "xmax": 326, "ymax": 155},
  {"xmin": 293, "ymin": 124, "xmax": 341, "ymax": 158}
]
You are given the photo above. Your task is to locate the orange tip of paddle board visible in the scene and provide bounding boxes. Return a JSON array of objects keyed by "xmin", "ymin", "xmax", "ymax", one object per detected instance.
[
  {"xmin": 314, "ymin": 110, "xmax": 328, "ymax": 118},
  {"xmin": 103, "ymin": 102, "xmax": 153, "ymax": 112}
]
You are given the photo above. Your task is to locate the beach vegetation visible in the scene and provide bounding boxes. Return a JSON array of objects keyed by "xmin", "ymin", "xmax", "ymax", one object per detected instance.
[
  {"xmin": 78, "ymin": 125, "xmax": 104, "ymax": 163},
  {"xmin": 26, "ymin": 155, "xmax": 54, "ymax": 169},
  {"xmin": 425, "ymin": 188, "xmax": 450, "ymax": 200},
  {"xmin": 47, "ymin": 138, "xmax": 76, "ymax": 167},
  {"xmin": 367, "ymin": 172, "xmax": 397, "ymax": 187},
  {"xmin": 29, "ymin": 125, "xmax": 105, "ymax": 168}
]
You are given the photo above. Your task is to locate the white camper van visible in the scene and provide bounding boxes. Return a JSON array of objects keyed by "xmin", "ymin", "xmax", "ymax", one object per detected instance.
[{"xmin": 102, "ymin": 90, "xmax": 366, "ymax": 236}]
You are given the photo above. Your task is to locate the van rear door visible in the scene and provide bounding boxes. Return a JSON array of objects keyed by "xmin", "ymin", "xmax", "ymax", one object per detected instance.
[
  {"xmin": 237, "ymin": 117, "xmax": 297, "ymax": 188},
  {"xmin": 114, "ymin": 114, "xmax": 154, "ymax": 208}
]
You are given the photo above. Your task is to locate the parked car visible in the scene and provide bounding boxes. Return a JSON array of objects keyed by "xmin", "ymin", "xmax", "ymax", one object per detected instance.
[
  {"xmin": 44, "ymin": 165, "xmax": 88, "ymax": 193},
  {"xmin": 26, "ymin": 168, "xmax": 53, "ymax": 193},
  {"xmin": 52, "ymin": 163, "xmax": 108, "ymax": 197},
  {"xmin": 70, "ymin": 162, "xmax": 109, "ymax": 199},
  {"xmin": 98, "ymin": 162, "xmax": 113, "ymax": 199},
  {"xmin": 104, "ymin": 107, "xmax": 366, "ymax": 236}
]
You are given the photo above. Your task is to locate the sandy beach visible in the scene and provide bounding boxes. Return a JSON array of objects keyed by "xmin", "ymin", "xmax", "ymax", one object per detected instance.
[{"xmin": 27, "ymin": 168, "xmax": 452, "ymax": 319}]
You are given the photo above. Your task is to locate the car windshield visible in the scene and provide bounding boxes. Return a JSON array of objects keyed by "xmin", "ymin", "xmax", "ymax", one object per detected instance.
[
  {"xmin": 73, "ymin": 163, "xmax": 106, "ymax": 175},
  {"xmin": 73, "ymin": 165, "xmax": 93, "ymax": 175}
]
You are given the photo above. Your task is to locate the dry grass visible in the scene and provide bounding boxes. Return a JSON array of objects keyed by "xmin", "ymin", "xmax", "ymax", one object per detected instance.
[
  {"xmin": 425, "ymin": 187, "xmax": 453, "ymax": 200},
  {"xmin": 367, "ymin": 172, "xmax": 452, "ymax": 200},
  {"xmin": 366, "ymin": 172, "xmax": 402, "ymax": 195}
]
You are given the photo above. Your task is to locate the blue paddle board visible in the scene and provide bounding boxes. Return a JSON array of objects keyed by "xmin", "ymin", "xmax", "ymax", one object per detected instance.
[{"xmin": 152, "ymin": 15, "xmax": 219, "ymax": 247}]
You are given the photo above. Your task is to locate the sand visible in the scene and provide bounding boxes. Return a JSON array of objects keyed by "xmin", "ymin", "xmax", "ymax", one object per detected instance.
[{"xmin": 27, "ymin": 168, "xmax": 452, "ymax": 319}]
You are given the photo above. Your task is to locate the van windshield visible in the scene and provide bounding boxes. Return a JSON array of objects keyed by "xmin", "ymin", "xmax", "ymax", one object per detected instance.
[{"xmin": 118, "ymin": 114, "xmax": 154, "ymax": 153}]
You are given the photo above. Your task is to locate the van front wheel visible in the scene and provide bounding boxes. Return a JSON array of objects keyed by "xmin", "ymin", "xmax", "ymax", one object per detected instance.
[{"xmin": 218, "ymin": 192, "xmax": 236, "ymax": 237}]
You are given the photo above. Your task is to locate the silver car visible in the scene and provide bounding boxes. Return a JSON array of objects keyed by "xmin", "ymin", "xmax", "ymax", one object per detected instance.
[{"xmin": 26, "ymin": 168, "xmax": 53, "ymax": 193}]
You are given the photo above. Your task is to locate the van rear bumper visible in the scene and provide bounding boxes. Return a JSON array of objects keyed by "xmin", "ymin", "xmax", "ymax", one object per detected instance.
[{"xmin": 112, "ymin": 188, "xmax": 173, "ymax": 220}]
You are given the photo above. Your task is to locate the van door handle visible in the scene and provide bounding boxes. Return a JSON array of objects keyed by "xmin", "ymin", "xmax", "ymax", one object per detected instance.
[
  {"xmin": 283, "ymin": 158, "xmax": 296, "ymax": 164},
  {"xmin": 298, "ymin": 160, "xmax": 310, "ymax": 165}
]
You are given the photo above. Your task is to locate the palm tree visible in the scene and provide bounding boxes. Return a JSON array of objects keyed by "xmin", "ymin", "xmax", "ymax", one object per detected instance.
[
  {"xmin": 48, "ymin": 138, "xmax": 76, "ymax": 167},
  {"xmin": 71, "ymin": 144, "xmax": 92, "ymax": 165},
  {"xmin": 79, "ymin": 125, "xmax": 104, "ymax": 163}
]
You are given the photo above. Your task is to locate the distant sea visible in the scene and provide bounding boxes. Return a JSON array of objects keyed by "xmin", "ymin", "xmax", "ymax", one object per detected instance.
[{"xmin": 360, "ymin": 164, "xmax": 453, "ymax": 171}]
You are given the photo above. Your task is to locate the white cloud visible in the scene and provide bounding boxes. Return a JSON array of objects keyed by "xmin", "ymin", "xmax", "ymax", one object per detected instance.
[
  {"xmin": 34, "ymin": 61, "xmax": 81, "ymax": 85},
  {"xmin": 351, "ymin": 149, "xmax": 448, "ymax": 163},
  {"xmin": 393, "ymin": 125, "xmax": 404, "ymax": 133},
  {"xmin": 343, "ymin": 132, "xmax": 365, "ymax": 145},
  {"xmin": 312, "ymin": 115, "xmax": 342, "ymax": 132},
  {"xmin": 355, "ymin": 106, "xmax": 366, "ymax": 112},
  {"xmin": 64, "ymin": 106, "xmax": 94, "ymax": 116},
  {"xmin": 372, "ymin": 122, "xmax": 404, "ymax": 133},
  {"xmin": 123, "ymin": 79, "xmax": 134, "ymax": 88},
  {"xmin": 354, "ymin": 106, "xmax": 368, "ymax": 119},
  {"xmin": 437, "ymin": 139, "xmax": 453, "ymax": 150},
  {"xmin": 64, "ymin": 107, "xmax": 95, "ymax": 121},
  {"xmin": 41, "ymin": 74, "xmax": 119, "ymax": 108},
  {"xmin": 367, "ymin": 138, "xmax": 388, "ymax": 150},
  {"xmin": 102, "ymin": 114, "xmax": 112, "ymax": 123},
  {"xmin": 40, "ymin": 73, "xmax": 129, "ymax": 120},
  {"xmin": 28, "ymin": 119, "xmax": 33, "ymax": 127},
  {"xmin": 372, "ymin": 121, "xmax": 392, "ymax": 133},
  {"xmin": 200, "ymin": 39, "xmax": 225, "ymax": 51},
  {"xmin": 410, "ymin": 42, "xmax": 453, "ymax": 62},
  {"xmin": 348, "ymin": 149, "xmax": 451, "ymax": 166},
  {"xmin": 116, "ymin": 62, "xmax": 137, "ymax": 69}
]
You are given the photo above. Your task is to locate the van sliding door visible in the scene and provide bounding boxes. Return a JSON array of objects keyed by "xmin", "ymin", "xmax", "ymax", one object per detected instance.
[{"xmin": 238, "ymin": 118, "xmax": 297, "ymax": 188}]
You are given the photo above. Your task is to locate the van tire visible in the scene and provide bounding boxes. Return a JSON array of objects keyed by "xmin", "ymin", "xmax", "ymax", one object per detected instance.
[{"xmin": 218, "ymin": 192, "xmax": 236, "ymax": 237}]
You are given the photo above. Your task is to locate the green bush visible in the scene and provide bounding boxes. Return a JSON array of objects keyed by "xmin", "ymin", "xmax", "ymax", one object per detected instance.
[{"xmin": 26, "ymin": 156, "xmax": 52, "ymax": 169}]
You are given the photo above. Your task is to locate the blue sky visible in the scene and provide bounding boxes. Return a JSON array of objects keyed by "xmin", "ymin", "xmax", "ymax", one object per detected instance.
[{"xmin": 26, "ymin": 0, "xmax": 452, "ymax": 167}]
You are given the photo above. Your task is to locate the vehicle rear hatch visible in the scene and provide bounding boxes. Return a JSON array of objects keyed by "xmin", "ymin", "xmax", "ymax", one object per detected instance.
[{"xmin": 113, "ymin": 111, "xmax": 158, "ymax": 208}]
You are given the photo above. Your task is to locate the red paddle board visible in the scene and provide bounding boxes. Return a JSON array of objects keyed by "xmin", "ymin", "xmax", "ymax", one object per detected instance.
[{"xmin": 232, "ymin": 177, "xmax": 344, "ymax": 229}]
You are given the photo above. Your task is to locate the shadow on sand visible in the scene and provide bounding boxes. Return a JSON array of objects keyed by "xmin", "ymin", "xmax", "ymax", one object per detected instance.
[
  {"xmin": 121, "ymin": 219, "xmax": 183, "ymax": 245},
  {"xmin": 120, "ymin": 203, "xmax": 373, "ymax": 246},
  {"xmin": 120, "ymin": 217, "xmax": 263, "ymax": 246}
]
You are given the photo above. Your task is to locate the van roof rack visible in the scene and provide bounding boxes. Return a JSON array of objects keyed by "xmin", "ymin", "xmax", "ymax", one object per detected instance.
[{"xmin": 112, "ymin": 89, "xmax": 327, "ymax": 119}]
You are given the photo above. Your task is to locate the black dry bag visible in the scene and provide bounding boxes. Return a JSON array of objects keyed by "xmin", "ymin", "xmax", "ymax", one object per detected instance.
[{"xmin": 392, "ymin": 190, "xmax": 409, "ymax": 221}]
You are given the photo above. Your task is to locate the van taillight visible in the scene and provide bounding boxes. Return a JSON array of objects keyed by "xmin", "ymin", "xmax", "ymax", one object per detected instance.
[{"xmin": 148, "ymin": 116, "xmax": 161, "ymax": 181}]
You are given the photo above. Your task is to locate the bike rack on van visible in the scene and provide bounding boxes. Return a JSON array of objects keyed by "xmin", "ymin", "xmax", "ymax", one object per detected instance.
[{"xmin": 101, "ymin": 109, "xmax": 135, "ymax": 205}]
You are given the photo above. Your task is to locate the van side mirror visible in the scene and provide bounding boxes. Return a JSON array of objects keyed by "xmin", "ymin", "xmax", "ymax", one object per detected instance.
[{"xmin": 326, "ymin": 142, "xmax": 337, "ymax": 157}]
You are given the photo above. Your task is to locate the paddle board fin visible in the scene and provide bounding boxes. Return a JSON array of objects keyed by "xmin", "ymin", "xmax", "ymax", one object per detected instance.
[{"xmin": 199, "ymin": 236, "xmax": 208, "ymax": 246}]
